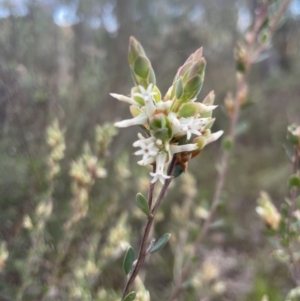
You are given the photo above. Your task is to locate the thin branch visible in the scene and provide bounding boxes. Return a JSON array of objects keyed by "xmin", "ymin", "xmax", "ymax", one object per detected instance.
[
  {"xmin": 121, "ymin": 156, "xmax": 177, "ymax": 299},
  {"xmin": 270, "ymin": 0, "xmax": 292, "ymax": 34},
  {"xmin": 148, "ymin": 166, "xmax": 156, "ymax": 210},
  {"xmin": 287, "ymin": 147, "xmax": 300, "ymax": 284},
  {"xmin": 167, "ymin": 1, "xmax": 292, "ymax": 299},
  {"xmin": 251, "ymin": 0, "xmax": 292, "ymax": 62}
]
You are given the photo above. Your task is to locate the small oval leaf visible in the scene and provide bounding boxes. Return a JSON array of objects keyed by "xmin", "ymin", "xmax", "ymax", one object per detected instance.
[
  {"xmin": 123, "ymin": 291, "xmax": 136, "ymax": 301},
  {"xmin": 288, "ymin": 174, "xmax": 300, "ymax": 188},
  {"xmin": 123, "ymin": 247, "xmax": 135, "ymax": 275},
  {"xmin": 175, "ymin": 78, "xmax": 183, "ymax": 99},
  {"xmin": 150, "ymin": 233, "xmax": 171, "ymax": 253},
  {"xmin": 178, "ymin": 103, "xmax": 198, "ymax": 118},
  {"xmin": 134, "ymin": 56, "xmax": 150, "ymax": 78},
  {"xmin": 136, "ymin": 193, "xmax": 150, "ymax": 217}
]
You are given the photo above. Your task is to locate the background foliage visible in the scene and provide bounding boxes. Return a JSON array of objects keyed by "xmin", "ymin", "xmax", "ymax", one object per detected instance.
[{"xmin": 0, "ymin": 0, "xmax": 300, "ymax": 300}]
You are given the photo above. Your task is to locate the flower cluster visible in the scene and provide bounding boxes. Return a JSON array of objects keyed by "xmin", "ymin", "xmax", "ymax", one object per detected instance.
[
  {"xmin": 46, "ymin": 120, "xmax": 65, "ymax": 181},
  {"xmin": 112, "ymin": 37, "xmax": 223, "ymax": 184},
  {"xmin": 256, "ymin": 191, "xmax": 281, "ymax": 230}
]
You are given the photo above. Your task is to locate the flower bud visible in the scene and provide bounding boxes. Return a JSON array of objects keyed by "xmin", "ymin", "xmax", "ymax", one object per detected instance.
[
  {"xmin": 203, "ymin": 90, "xmax": 215, "ymax": 105},
  {"xmin": 256, "ymin": 191, "xmax": 281, "ymax": 230},
  {"xmin": 128, "ymin": 36, "xmax": 156, "ymax": 87},
  {"xmin": 187, "ymin": 58, "xmax": 206, "ymax": 80},
  {"xmin": 183, "ymin": 47, "xmax": 203, "ymax": 65},
  {"xmin": 128, "ymin": 36, "xmax": 145, "ymax": 65},
  {"xmin": 194, "ymin": 136, "xmax": 206, "ymax": 150},
  {"xmin": 287, "ymin": 124, "xmax": 300, "ymax": 145},
  {"xmin": 201, "ymin": 91, "xmax": 216, "ymax": 118},
  {"xmin": 175, "ymin": 62, "xmax": 193, "ymax": 81},
  {"xmin": 149, "ymin": 114, "xmax": 172, "ymax": 141},
  {"xmin": 224, "ymin": 92, "xmax": 234, "ymax": 117},
  {"xmin": 182, "ymin": 75, "xmax": 202, "ymax": 101},
  {"xmin": 234, "ymin": 42, "xmax": 248, "ymax": 73},
  {"xmin": 181, "ymin": 58, "xmax": 206, "ymax": 101}
]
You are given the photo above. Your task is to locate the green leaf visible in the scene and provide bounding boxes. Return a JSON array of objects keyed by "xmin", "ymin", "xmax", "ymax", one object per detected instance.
[
  {"xmin": 236, "ymin": 59, "xmax": 246, "ymax": 73},
  {"xmin": 183, "ymin": 75, "xmax": 202, "ymax": 100},
  {"xmin": 178, "ymin": 103, "xmax": 198, "ymax": 118},
  {"xmin": 134, "ymin": 56, "xmax": 150, "ymax": 78},
  {"xmin": 175, "ymin": 78, "xmax": 183, "ymax": 99},
  {"xmin": 148, "ymin": 68, "xmax": 156, "ymax": 85},
  {"xmin": 150, "ymin": 233, "xmax": 171, "ymax": 253},
  {"xmin": 280, "ymin": 203, "xmax": 289, "ymax": 218},
  {"xmin": 172, "ymin": 163, "xmax": 185, "ymax": 178},
  {"xmin": 123, "ymin": 247, "xmax": 135, "ymax": 275},
  {"xmin": 222, "ymin": 136, "xmax": 233, "ymax": 151},
  {"xmin": 288, "ymin": 174, "xmax": 300, "ymax": 188},
  {"xmin": 123, "ymin": 291, "xmax": 136, "ymax": 301},
  {"xmin": 136, "ymin": 193, "xmax": 150, "ymax": 217},
  {"xmin": 259, "ymin": 17, "xmax": 269, "ymax": 31},
  {"xmin": 281, "ymin": 237, "xmax": 290, "ymax": 248}
]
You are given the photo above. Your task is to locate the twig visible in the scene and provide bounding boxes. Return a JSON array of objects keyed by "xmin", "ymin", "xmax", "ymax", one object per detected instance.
[
  {"xmin": 287, "ymin": 148, "xmax": 300, "ymax": 284},
  {"xmin": 287, "ymin": 148, "xmax": 299, "ymax": 231},
  {"xmin": 148, "ymin": 166, "xmax": 156, "ymax": 210},
  {"xmin": 121, "ymin": 156, "xmax": 177, "ymax": 299},
  {"xmin": 270, "ymin": 0, "xmax": 291, "ymax": 33},
  {"xmin": 167, "ymin": 1, "xmax": 291, "ymax": 300},
  {"xmin": 251, "ymin": 0, "xmax": 292, "ymax": 62}
]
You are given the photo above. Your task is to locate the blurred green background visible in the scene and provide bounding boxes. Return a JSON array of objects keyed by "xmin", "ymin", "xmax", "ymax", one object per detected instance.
[{"xmin": 0, "ymin": 0, "xmax": 300, "ymax": 300}]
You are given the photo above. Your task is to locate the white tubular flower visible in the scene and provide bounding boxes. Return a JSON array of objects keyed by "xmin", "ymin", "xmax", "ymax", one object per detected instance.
[
  {"xmin": 197, "ymin": 103, "xmax": 218, "ymax": 113},
  {"xmin": 205, "ymin": 131, "xmax": 224, "ymax": 145},
  {"xmin": 150, "ymin": 152, "xmax": 170, "ymax": 184},
  {"xmin": 134, "ymin": 85, "xmax": 157, "ymax": 117},
  {"xmin": 133, "ymin": 133, "xmax": 159, "ymax": 165},
  {"xmin": 137, "ymin": 157, "xmax": 156, "ymax": 166},
  {"xmin": 114, "ymin": 113, "xmax": 147, "ymax": 128},
  {"xmin": 110, "ymin": 93, "xmax": 137, "ymax": 106},
  {"xmin": 168, "ymin": 112, "xmax": 181, "ymax": 135},
  {"xmin": 170, "ymin": 143, "xmax": 198, "ymax": 154},
  {"xmin": 156, "ymin": 100, "xmax": 173, "ymax": 110}
]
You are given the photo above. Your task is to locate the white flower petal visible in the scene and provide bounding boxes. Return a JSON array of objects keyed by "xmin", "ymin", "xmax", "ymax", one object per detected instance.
[
  {"xmin": 110, "ymin": 93, "xmax": 136, "ymax": 105},
  {"xmin": 170, "ymin": 143, "xmax": 197, "ymax": 154},
  {"xmin": 177, "ymin": 116, "xmax": 209, "ymax": 139},
  {"xmin": 138, "ymin": 157, "xmax": 155, "ymax": 166},
  {"xmin": 197, "ymin": 103, "xmax": 218, "ymax": 113},
  {"xmin": 156, "ymin": 100, "xmax": 172, "ymax": 110},
  {"xmin": 114, "ymin": 114, "xmax": 147, "ymax": 128},
  {"xmin": 133, "ymin": 85, "xmax": 157, "ymax": 117},
  {"xmin": 134, "ymin": 149, "xmax": 144, "ymax": 156},
  {"xmin": 133, "ymin": 134, "xmax": 159, "ymax": 165},
  {"xmin": 205, "ymin": 130, "xmax": 224, "ymax": 145}
]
